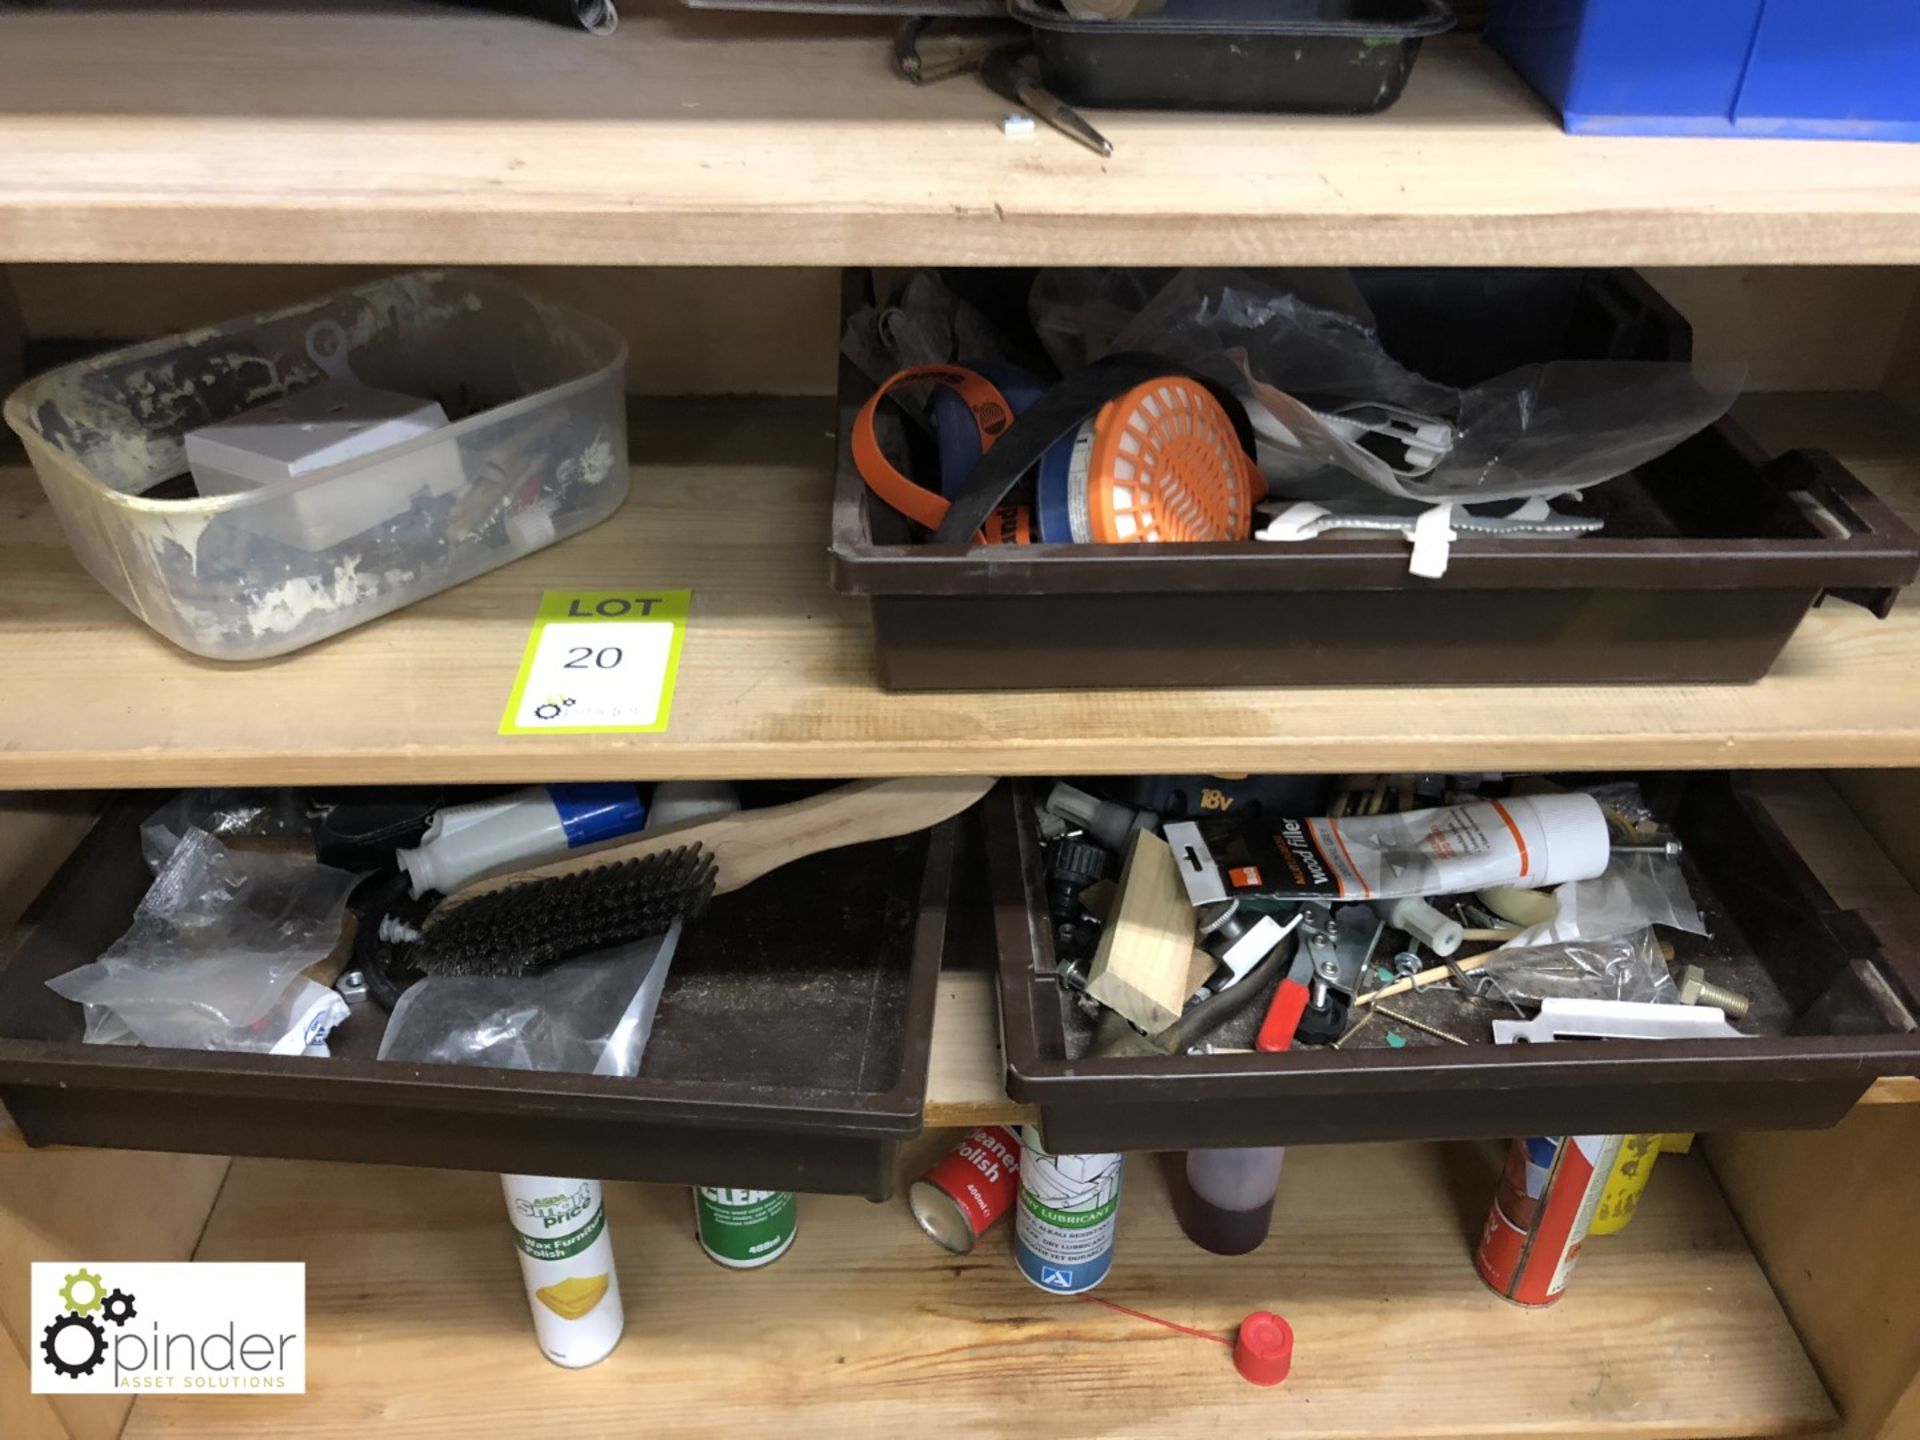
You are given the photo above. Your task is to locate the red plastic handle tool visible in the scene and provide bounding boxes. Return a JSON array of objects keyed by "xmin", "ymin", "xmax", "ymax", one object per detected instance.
[{"xmin": 1256, "ymin": 951, "xmax": 1314, "ymax": 1053}]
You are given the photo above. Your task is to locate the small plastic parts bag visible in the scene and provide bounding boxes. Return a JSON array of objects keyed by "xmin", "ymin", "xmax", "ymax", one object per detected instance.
[
  {"xmin": 377, "ymin": 922, "xmax": 680, "ymax": 1078},
  {"xmin": 47, "ymin": 828, "xmax": 360, "ymax": 1051},
  {"xmin": 141, "ymin": 789, "xmax": 310, "ymax": 874},
  {"xmin": 1501, "ymin": 861, "xmax": 1705, "ymax": 951},
  {"xmin": 1491, "ymin": 927, "xmax": 1678, "ymax": 1006},
  {"xmin": 1499, "ymin": 782, "xmax": 1706, "ymax": 949},
  {"xmin": 1030, "ymin": 267, "xmax": 1744, "ymax": 508}
]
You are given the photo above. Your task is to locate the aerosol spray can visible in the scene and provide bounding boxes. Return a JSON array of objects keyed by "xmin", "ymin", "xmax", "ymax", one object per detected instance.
[
  {"xmin": 1590, "ymin": 1133, "xmax": 1662, "ymax": 1236},
  {"xmin": 693, "ymin": 1188, "xmax": 798, "ymax": 1269},
  {"xmin": 1475, "ymin": 1135, "xmax": 1623, "ymax": 1307},
  {"xmin": 909, "ymin": 1126, "xmax": 1022, "ymax": 1254},
  {"xmin": 1014, "ymin": 1127, "xmax": 1124, "ymax": 1294},
  {"xmin": 501, "ymin": 1174, "xmax": 624, "ymax": 1367}
]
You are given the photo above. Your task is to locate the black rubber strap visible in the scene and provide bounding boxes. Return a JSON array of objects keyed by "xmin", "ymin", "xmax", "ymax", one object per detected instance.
[{"xmin": 931, "ymin": 352, "xmax": 1258, "ymax": 546}]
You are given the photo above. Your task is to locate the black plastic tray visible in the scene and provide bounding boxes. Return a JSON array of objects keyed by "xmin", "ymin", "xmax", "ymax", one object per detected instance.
[
  {"xmin": 986, "ymin": 775, "xmax": 1920, "ymax": 1153},
  {"xmin": 1008, "ymin": 0, "xmax": 1455, "ymax": 113},
  {"xmin": 830, "ymin": 267, "xmax": 1920, "ymax": 691},
  {"xmin": 0, "ymin": 802, "xmax": 953, "ymax": 1200}
]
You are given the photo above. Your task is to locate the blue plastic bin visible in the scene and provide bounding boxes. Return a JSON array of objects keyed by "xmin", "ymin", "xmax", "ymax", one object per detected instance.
[{"xmin": 1488, "ymin": 0, "xmax": 1920, "ymax": 141}]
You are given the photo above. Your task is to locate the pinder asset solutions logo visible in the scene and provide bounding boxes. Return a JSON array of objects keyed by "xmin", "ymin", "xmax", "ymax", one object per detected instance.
[{"xmin": 31, "ymin": 1263, "xmax": 305, "ymax": 1394}]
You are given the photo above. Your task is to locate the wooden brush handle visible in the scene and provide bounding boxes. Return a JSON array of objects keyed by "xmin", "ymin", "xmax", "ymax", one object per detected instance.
[{"xmin": 439, "ymin": 776, "xmax": 993, "ymax": 910}]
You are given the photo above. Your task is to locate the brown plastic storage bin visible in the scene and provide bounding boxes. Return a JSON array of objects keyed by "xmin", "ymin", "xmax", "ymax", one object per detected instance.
[
  {"xmin": 0, "ymin": 802, "xmax": 954, "ymax": 1200},
  {"xmin": 830, "ymin": 268, "xmax": 1920, "ymax": 690},
  {"xmin": 985, "ymin": 775, "xmax": 1920, "ymax": 1152}
]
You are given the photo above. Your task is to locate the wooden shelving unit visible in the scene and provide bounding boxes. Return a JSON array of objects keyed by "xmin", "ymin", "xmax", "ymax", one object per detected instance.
[
  {"xmin": 3, "ymin": 390, "xmax": 1918, "ymax": 786},
  {"xmin": 4, "ymin": 5, "xmax": 1920, "ymax": 269},
  {"xmin": 7, "ymin": 0, "xmax": 1920, "ymax": 1435},
  {"xmin": 120, "ymin": 1144, "xmax": 1833, "ymax": 1440}
]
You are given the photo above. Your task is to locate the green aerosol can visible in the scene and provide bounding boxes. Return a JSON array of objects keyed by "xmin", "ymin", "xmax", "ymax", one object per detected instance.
[{"xmin": 692, "ymin": 1187, "xmax": 797, "ymax": 1270}]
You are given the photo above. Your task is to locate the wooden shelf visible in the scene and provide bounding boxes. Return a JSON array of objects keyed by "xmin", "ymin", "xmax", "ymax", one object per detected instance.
[
  {"xmin": 120, "ymin": 1145, "xmax": 1832, "ymax": 1440},
  {"xmin": 925, "ymin": 971, "xmax": 1036, "ymax": 1131},
  {"xmin": 4, "ymin": 391, "xmax": 1920, "ymax": 788},
  {"xmin": 4, "ymin": 3, "xmax": 1920, "ymax": 268}
]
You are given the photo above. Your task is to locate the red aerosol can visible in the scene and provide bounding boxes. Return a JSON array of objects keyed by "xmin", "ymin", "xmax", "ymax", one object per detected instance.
[
  {"xmin": 1475, "ymin": 1134, "xmax": 1624, "ymax": 1307},
  {"xmin": 909, "ymin": 1126, "xmax": 1022, "ymax": 1254}
]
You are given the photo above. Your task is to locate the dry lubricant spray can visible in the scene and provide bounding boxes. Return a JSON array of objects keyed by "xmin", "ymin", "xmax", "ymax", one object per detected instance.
[
  {"xmin": 1475, "ymin": 1134, "xmax": 1623, "ymax": 1306},
  {"xmin": 693, "ymin": 1188, "xmax": 798, "ymax": 1269},
  {"xmin": 1014, "ymin": 1127, "xmax": 1124, "ymax": 1294},
  {"xmin": 501, "ymin": 1174, "xmax": 624, "ymax": 1368}
]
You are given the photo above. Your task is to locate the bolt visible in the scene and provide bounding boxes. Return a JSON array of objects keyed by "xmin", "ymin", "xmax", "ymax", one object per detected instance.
[
  {"xmin": 1392, "ymin": 950, "xmax": 1422, "ymax": 979},
  {"xmin": 1613, "ymin": 840, "xmax": 1684, "ymax": 857},
  {"xmin": 1676, "ymin": 965, "xmax": 1750, "ymax": 1019}
]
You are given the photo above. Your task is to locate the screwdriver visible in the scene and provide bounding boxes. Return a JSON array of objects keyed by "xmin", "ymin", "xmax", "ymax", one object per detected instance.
[{"xmin": 980, "ymin": 53, "xmax": 1114, "ymax": 158}]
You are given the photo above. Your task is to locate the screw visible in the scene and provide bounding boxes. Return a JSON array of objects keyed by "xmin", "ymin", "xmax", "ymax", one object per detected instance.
[
  {"xmin": 1676, "ymin": 964, "xmax": 1750, "ymax": 1019},
  {"xmin": 1392, "ymin": 950, "xmax": 1422, "ymax": 979},
  {"xmin": 1613, "ymin": 841, "xmax": 1684, "ymax": 857},
  {"xmin": 1373, "ymin": 1004, "xmax": 1469, "ymax": 1046}
]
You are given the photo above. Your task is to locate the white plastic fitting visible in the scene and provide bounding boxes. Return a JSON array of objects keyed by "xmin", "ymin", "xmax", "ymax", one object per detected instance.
[{"xmin": 1387, "ymin": 896, "xmax": 1465, "ymax": 958}]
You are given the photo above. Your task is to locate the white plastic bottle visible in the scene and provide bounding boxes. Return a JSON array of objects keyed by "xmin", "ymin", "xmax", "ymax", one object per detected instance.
[
  {"xmin": 399, "ymin": 783, "xmax": 646, "ymax": 896},
  {"xmin": 1170, "ymin": 792, "xmax": 1611, "ymax": 905},
  {"xmin": 501, "ymin": 1174, "xmax": 624, "ymax": 1368}
]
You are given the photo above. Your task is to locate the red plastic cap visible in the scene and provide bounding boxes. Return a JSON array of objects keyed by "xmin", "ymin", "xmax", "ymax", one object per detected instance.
[{"xmin": 1234, "ymin": 1311, "xmax": 1293, "ymax": 1387}]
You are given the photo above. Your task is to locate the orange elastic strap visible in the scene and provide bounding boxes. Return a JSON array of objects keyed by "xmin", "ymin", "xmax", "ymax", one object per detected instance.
[{"xmin": 851, "ymin": 365, "xmax": 1015, "ymax": 542}]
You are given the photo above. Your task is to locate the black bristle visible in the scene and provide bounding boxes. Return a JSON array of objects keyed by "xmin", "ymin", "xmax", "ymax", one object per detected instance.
[{"xmin": 407, "ymin": 843, "xmax": 719, "ymax": 977}]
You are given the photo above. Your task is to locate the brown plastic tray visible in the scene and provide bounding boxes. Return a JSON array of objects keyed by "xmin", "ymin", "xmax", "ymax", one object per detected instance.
[
  {"xmin": 830, "ymin": 268, "xmax": 1920, "ymax": 690},
  {"xmin": 986, "ymin": 775, "xmax": 1920, "ymax": 1152},
  {"xmin": 0, "ymin": 801, "xmax": 953, "ymax": 1199}
]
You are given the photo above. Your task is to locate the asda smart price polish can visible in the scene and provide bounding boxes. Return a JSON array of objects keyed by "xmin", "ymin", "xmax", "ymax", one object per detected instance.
[
  {"xmin": 909, "ymin": 1125, "xmax": 1022, "ymax": 1254},
  {"xmin": 1014, "ymin": 1128, "xmax": 1123, "ymax": 1295},
  {"xmin": 501, "ymin": 1174, "xmax": 624, "ymax": 1368},
  {"xmin": 693, "ymin": 1188, "xmax": 797, "ymax": 1269}
]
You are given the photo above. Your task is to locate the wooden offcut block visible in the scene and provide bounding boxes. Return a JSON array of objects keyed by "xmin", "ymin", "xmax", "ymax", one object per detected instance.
[{"xmin": 1084, "ymin": 831, "xmax": 1199, "ymax": 1034}]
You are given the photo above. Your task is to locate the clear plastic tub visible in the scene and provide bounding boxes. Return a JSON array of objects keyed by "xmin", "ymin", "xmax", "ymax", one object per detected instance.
[{"xmin": 3, "ymin": 270, "xmax": 629, "ymax": 660}]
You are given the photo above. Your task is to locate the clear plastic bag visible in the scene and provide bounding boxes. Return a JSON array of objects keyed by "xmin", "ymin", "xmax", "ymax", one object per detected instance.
[
  {"xmin": 1030, "ymin": 267, "xmax": 1744, "ymax": 507},
  {"xmin": 841, "ymin": 271, "xmax": 1025, "ymax": 429},
  {"xmin": 1501, "ymin": 861, "xmax": 1705, "ymax": 951},
  {"xmin": 141, "ymin": 789, "xmax": 310, "ymax": 873},
  {"xmin": 376, "ymin": 923, "xmax": 679, "ymax": 1077},
  {"xmin": 47, "ymin": 828, "xmax": 360, "ymax": 1051},
  {"xmin": 1493, "ymin": 782, "xmax": 1704, "ymax": 950},
  {"xmin": 1491, "ymin": 927, "xmax": 1677, "ymax": 1005}
]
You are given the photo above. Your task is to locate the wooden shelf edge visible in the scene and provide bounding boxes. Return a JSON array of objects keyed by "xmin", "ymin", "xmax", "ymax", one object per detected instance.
[
  {"xmin": 4, "ymin": 9, "xmax": 1920, "ymax": 268},
  {"xmin": 924, "ymin": 972, "xmax": 1035, "ymax": 1131}
]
